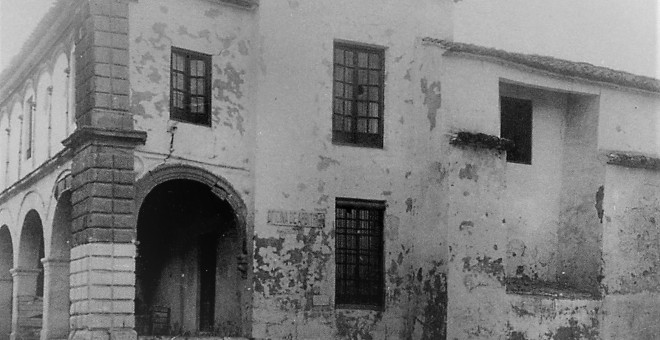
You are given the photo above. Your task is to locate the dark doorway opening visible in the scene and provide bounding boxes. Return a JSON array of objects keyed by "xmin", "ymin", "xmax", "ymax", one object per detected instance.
[{"xmin": 135, "ymin": 179, "xmax": 242, "ymax": 336}]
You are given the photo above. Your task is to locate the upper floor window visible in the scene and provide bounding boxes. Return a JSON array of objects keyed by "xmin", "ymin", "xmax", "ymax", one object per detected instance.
[
  {"xmin": 170, "ymin": 47, "xmax": 212, "ymax": 126},
  {"xmin": 501, "ymin": 96, "xmax": 532, "ymax": 164},
  {"xmin": 335, "ymin": 198, "xmax": 385, "ymax": 309},
  {"xmin": 332, "ymin": 42, "xmax": 384, "ymax": 148},
  {"xmin": 25, "ymin": 97, "xmax": 35, "ymax": 159}
]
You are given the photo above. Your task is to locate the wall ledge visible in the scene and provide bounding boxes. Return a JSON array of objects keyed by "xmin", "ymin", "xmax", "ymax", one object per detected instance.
[
  {"xmin": 449, "ymin": 131, "xmax": 514, "ymax": 151},
  {"xmin": 606, "ymin": 151, "xmax": 660, "ymax": 170}
]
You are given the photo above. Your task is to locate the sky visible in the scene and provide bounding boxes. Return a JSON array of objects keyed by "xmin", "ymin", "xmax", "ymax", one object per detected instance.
[{"xmin": 0, "ymin": 0, "xmax": 658, "ymax": 78}]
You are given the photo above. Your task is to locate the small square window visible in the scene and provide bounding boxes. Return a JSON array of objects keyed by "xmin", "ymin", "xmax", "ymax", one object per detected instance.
[
  {"xmin": 332, "ymin": 43, "xmax": 384, "ymax": 148},
  {"xmin": 170, "ymin": 47, "xmax": 212, "ymax": 126},
  {"xmin": 335, "ymin": 198, "xmax": 385, "ymax": 309},
  {"xmin": 501, "ymin": 96, "xmax": 532, "ymax": 164}
]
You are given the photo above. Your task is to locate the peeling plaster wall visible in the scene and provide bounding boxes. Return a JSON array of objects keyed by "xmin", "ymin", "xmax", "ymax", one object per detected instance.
[
  {"xmin": 129, "ymin": 0, "xmax": 256, "ymax": 171},
  {"xmin": 507, "ymin": 295, "xmax": 600, "ymax": 340},
  {"xmin": 252, "ymin": 1, "xmax": 453, "ymax": 339},
  {"xmin": 601, "ymin": 166, "xmax": 660, "ymax": 339}
]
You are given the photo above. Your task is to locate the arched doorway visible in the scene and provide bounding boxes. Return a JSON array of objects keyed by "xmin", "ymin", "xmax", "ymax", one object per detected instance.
[
  {"xmin": 135, "ymin": 177, "xmax": 246, "ymax": 337},
  {"xmin": 0, "ymin": 225, "xmax": 13, "ymax": 340},
  {"xmin": 15, "ymin": 210, "xmax": 45, "ymax": 340},
  {"xmin": 42, "ymin": 191, "xmax": 71, "ymax": 340}
]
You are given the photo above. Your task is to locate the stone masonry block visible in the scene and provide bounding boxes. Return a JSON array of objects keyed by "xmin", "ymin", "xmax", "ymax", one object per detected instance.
[
  {"xmin": 89, "ymin": 197, "xmax": 113, "ymax": 213},
  {"xmin": 111, "ymin": 49, "xmax": 129, "ymax": 66},
  {"xmin": 111, "ymin": 34, "xmax": 129, "ymax": 50},
  {"xmin": 112, "ymin": 315, "xmax": 135, "ymax": 329},
  {"xmin": 89, "ymin": 272, "xmax": 114, "ymax": 285},
  {"xmin": 89, "ymin": 257, "xmax": 114, "ymax": 271},
  {"xmin": 92, "ymin": 15, "xmax": 110, "ymax": 31},
  {"xmin": 89, "ymin": 285, "xmax": 113, "ymax": 300},
  {"xmin": 114, "ymin": 244, "xmax": 136, "ymax": 258},
  {"xmin": 74, "ymin": 228, "xmax": 113, "ymax": 244},
  {"xmin": 113, "ymin": 154, "xmax": 134, "ymax": 170},
  {"xmin": 114, "ymin": 170, "xmax": 134, "ymax": 184},
  {"xmin": 113, "ymin": 184, "xmax": 134, "ymax": 198},
  {"xmin": 86, "ymin": 213, "xmax": 113, "ymax": 229},
  {"xmin": 113, "ymin": 229, "xmax": 136, "ymax": 243},
  {"xmin": 110, "ymin": 18, "xmax": 128, "ymax": 34},
  {"xmin": 112, "ymin": 301, "xmax": 134, "ymax": 314},
  {"xmin": 111, "ymin": 79, "xmax": 129, "ymax": 95},
  {"xmin": 112, "ymin": 286, "xmax": 134, "ymax": 300},
  {"xmin": 113, "ymin": 214, "xmax": 133, "ymax": 229},
  {"xmin": 112, "ymin": 94, "xmax": 129, "ymax": 111},
  {"xmin": 93, "ymin": 77, "xmax": 112, "ymax": 93},
  {"xmin": 113, "ymin": 200, "xmax": 133, "ymax": 214},
  {"xmin": 111, "ymin": 2, "xmax": 129, "ymax": 18},
  {"xmin": 93, "ymin": 47, "xmax": 112, "ymax": 64},
  {"xmin": 112, "ymin": 257, "xmax": 134, "ymax": 272},
  {"xmin": 113, "ymin": 272, "xmax": 135, "ymax": 286},
  {"xmin": 94, "ymin": 92, "xmax": 111, "ymax": 108},
  {"xmin": 91, "ymin": 182, "xmax": 114, "ymax": 197},
  {"xmin": 111, "ymin": 65, "xmax": 128, "ymax": 79},
  {"xmin": 94, "ymin": 31, "xmax": 114, "ymax": 48},
  {"xmin": 95, "ymin": 64, "xmax": 111, "ymax": 77},
  {"xmin": 88, "ymin": 300, "xmax": 113, "ymax": 313}
]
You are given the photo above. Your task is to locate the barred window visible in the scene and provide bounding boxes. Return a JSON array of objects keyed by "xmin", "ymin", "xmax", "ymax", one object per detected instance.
[
  {"xmin": 170, "ymin": 47, "xmax": 212, "ymax": 126},
  {"xmin": 501, "ymin": 96, "xmax": 532, "ymax": 164},
  {"xmin": 332, "ymin": 42, "xmax": 384, "ymax": 148},
  {"xmin": 335, "ymin": 198, "xmax": 385, "ymax": 309}
]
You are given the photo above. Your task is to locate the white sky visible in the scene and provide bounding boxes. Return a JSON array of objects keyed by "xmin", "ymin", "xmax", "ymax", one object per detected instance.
[{"xmin": 0, "ymin": 0, "xmax": 658, "ymax": 77}]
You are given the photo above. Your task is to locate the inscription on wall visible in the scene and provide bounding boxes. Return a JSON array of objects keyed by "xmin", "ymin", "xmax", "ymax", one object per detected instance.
[{"xmin": 267, "ymin": 210, "xmax": 325, "ymax": 228}]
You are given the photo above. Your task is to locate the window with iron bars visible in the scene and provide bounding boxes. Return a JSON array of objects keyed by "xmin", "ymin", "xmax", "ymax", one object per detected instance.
[{"xmin": 335, "ymin": 198, "xmax": 385, "ymax": 309}]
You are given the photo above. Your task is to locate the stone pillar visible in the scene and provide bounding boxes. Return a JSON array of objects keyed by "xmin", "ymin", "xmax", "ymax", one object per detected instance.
[
  {"xmin": 601, "ymin": 154, "xmax": 660, "ymax": 339},
  {"xmin": 444, "ymin": 133, "xmax": 510, "ymax": 339},
  {"xmin": 63, "ymin": 1, "xmax": 146, "ymax": 340},
  {"xmin": 0, "ymin": 278, "xmax": 12, "ymax": 340},
  {"xmin": 40, "ymin": 258, "xmax": 70, "ymax": 340},
  {"xmin": 10, "ymin": 268, "xmax": 42, "ymax": 340}
]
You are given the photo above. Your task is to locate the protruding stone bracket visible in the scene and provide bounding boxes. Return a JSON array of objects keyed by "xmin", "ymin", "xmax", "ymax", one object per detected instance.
[
  {"xmin": 605, "ymin": 151, "xmax": 660, "ymax": 170},
  {"xmin": 449, "ymin": 131, "xmax": 514, "ymax": 152},
  {"xmin": 62, "ymin": 127, "xmax": 147, "ymax": 151},
  {"xmin": 54, "ymin": 172, "xmax": 72, "ymax": 201}
]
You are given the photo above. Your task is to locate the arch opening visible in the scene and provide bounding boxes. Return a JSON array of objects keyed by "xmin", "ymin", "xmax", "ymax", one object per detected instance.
[
  {"xmin": 16, "ymin": 210, "xmax": 45, "ymax": 340},
  {"xmin": 42, "ymin": 192, "xmax": 72, "ymax": 340},
  {"xmin": 136, "ymin": 179, "xmax": 244, "ymax": 337},
  {"xmin": 0, "ymin": 225, "xmax": 13, "ymax": 340}
]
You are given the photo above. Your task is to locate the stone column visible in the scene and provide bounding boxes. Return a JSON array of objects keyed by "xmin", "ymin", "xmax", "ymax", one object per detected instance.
[
  {"xmin": 10, "ymin": 268, "xmax": 42, "ymax": 340},
  {"xmin": 0, "ymin": 278, "xmax": 12, "ymax": 340},
  {"xmin": 444, "ymin": 133, "xmax": 510, "ymax": 339},
  {"xmin": 63, "ymin": 1, "xmax": 146, "ymax": 340},
  {"xmin": 601, "ymin": 154, "xmax": 660, "ymax": 339},
  {"xmin": 40, "ymin": 258, "xmax": 70, "ymax": 340}
]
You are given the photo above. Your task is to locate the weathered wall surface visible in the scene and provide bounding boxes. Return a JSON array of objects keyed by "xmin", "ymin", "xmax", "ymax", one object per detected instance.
[
  {"xmin": 601, "ymin": 165, "xmax": 660, "ymax": 339},
  {"xmin": 500, "ymin": 83, "xmax": 566, "ymax": 283},
  {"xmin": 129, "ymin": 0, "xmax": 256, "ymax": 179},
  {"xmin": 557, "ymin": 94, "xmax": 604, "ymax": 293},
  {"xmin": 507, "ymin": 295, "xmax": 600, "ymax": 340},
  {"xmin": 252, "ymin": 1, "xmax": 453, "ymax": 338}
]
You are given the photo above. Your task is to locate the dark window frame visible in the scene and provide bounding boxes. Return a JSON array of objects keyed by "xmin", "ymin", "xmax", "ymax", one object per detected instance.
[
  {"xmin": 170, "ymin": 47, "xmax": 212, "ymax": 127},
  {"xmin": 500, "ymin": 96, "xmax": 532, "ymax": 164},
  {"xmin": 332, "ymin": 42, "xmax": 385, "ymax": 148},
  {"xmin": 335, "ymin": 198, "xmax": 385, "ymax": 310},
  {"xmin": 25, "ymin": 96, "xmax": 35, "ymax": 160}
]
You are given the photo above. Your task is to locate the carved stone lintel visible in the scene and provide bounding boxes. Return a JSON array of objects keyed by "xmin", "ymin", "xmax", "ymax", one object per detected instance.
[
  {"xmin": 449, "ymin": 131, "xmax": 514, "ymax": 152},
  {"xmin": 606, "ymin": 152, "xmax": 660, "ymax": 170}
]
